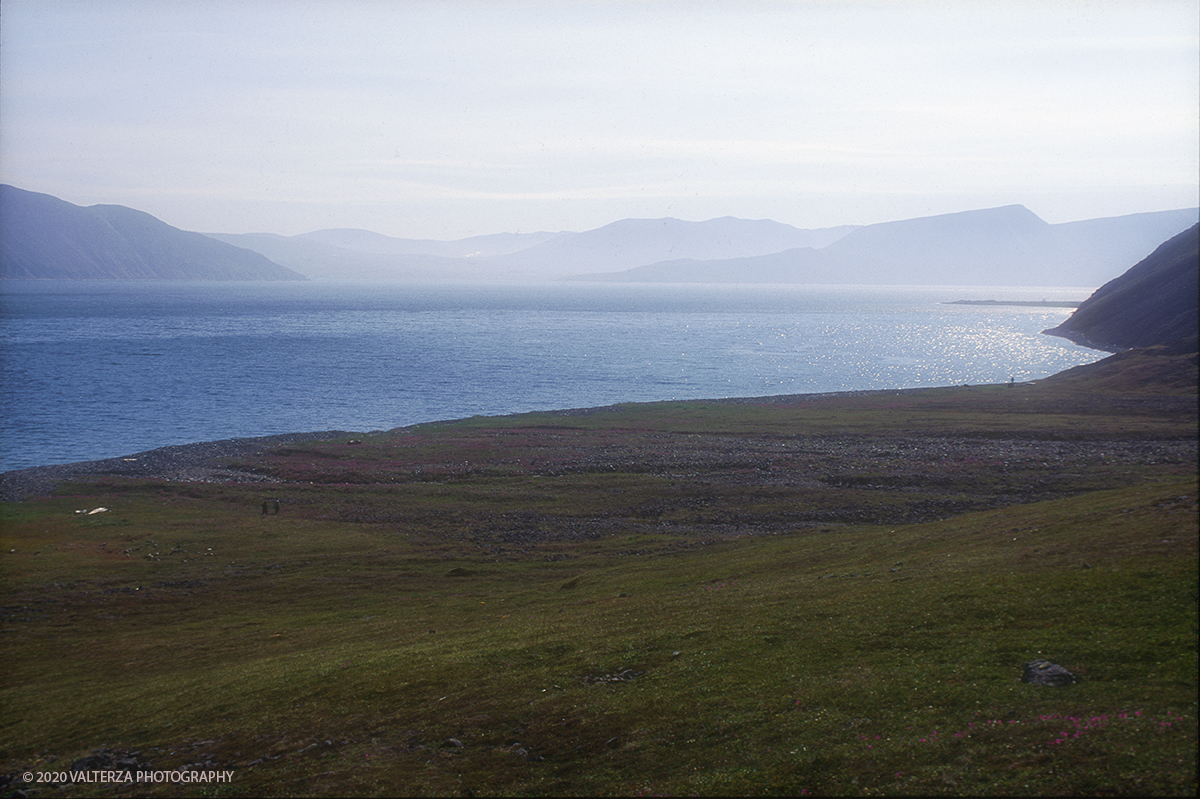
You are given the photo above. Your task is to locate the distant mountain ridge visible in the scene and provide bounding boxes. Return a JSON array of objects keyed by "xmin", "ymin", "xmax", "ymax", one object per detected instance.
[
  {"xmin": 0, "ymin": 185, "xmax": 304, "ymax": 280},
  {"xmin": 201, "ymin": 231, "xmax": 484, "ymax": 282},
  {"xmin": 210, "ymin": 216, "xmax": 857, "ymax": 281},
  {"xmin": 573, "ymin": 205, "xmax": 1200, "ymax": 287},
  {"xmin": 1044, "ymin": 223, "xmax": 1199, "ymax": 352},
  {"xmin": 3, "ymin": 183, "xmax": 1196, "ymax": 287},
  {"xmin": 480, "ymin": 216, "xmax": 858, "ymax": 278},
  {"xmin": 296, "ymin": 228, "xmax": 567, "ymax": 258},
  {"xmin": 239, "ymin": 203, "xmax": 1191, "ymax": 286}
]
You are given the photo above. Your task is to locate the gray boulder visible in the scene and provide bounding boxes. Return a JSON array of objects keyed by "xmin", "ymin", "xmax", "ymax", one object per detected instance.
[{"xmin": 1023, "ymin": 659, "xmax": 1077, "ymax": 686}]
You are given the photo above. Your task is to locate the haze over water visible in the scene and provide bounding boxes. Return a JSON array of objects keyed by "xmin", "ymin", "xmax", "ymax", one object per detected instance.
[{"xmin": 0, "ymin": 280, "xmax": 1106, "ymax": 471}]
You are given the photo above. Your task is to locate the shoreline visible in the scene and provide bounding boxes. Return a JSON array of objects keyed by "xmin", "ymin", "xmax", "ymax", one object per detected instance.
[
  {"xmin": 943, "ymin": 299, "xmax": 1079, "ymax": 308},
  {"xmin": 0, "ymin": 430, "xmax": 355, "ymax": 502},
  {"xmin": 0, "ymin": 386, "xmax": 955, "ymax": 501}
]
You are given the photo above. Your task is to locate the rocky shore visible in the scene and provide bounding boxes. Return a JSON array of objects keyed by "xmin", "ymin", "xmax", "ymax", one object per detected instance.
[
  {"xmin": 3, "ymin": 382, "xmax": 1194, "ymax": 511},
  {"xmin": 0, "ymin": 389, "xmax": 921, "ymax": 502},
  {"xmin": 0, "ymin": 430, "xmax": 353, "ymax": 502}
]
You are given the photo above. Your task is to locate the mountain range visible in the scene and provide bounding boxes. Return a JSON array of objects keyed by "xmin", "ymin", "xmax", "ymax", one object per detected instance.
[
  {"xmin": 211, "ymin": 205, "xmax": 1198, "ymax": 286},
  {"xmin": 2, "ymin": 183, "xmax": 1196, "ymax": 287},
  {"xmin": 207, "ymin": 216, "xmax": 856, "ymax": 282},
  {"xmin": 0, "ymin": 185, "xmax": 304, "ymax": 280},
  {"xmin": 572, "ymin": 205, "xmax": 1200, "ymax": 286}
]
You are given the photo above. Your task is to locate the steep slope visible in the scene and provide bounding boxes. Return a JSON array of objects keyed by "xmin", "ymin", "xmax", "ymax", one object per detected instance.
[
  {"xmin": 0, "ymin": 185, "xmax": 304, "ymax": 280},
  {"xmin": 1043, "ymin": 223, "xmax": 1199, "ymax": 352}
]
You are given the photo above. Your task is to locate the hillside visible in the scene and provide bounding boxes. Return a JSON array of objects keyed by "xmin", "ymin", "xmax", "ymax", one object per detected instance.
[
  {"xmin": 576, "ymin": 205, "xmax": 1200, "ymax": 286},
  {"xmin": 0, "ymin": 185, "xmax": 304, "ymax": 280},
  {"xmin": 1, "ymin": 209, "xmax": 1196, "ymax": 792},
  {"xmin": 1043, "ymin": 223, "xmax": 1199, "ymax": 352},
  {"xmin": 1, "ymin": 378, "xmax": 1195, "ymax": 796}
]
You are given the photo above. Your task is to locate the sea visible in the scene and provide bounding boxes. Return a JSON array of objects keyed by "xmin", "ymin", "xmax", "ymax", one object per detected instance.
[{"xmin": 0, "ymin": 280, "xmax": 1106, "ymax": 472}]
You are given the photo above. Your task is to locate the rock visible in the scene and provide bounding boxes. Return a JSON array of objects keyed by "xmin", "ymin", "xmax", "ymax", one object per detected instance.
[
  {"xmin": 69, "ymin": 748, "xmax": 151, "ymax": 772},
  {"xmin": 1022, "ymin": 659, "xmax": 1077, "ymax": 686},
  {"xmin": 580, "ymin": 667, "xmax": 643, "ymax": 684}
]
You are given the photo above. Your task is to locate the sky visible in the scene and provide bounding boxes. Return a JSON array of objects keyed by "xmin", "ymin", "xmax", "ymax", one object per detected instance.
[{"xmin": 1, "ymin": 0, "xmax": 1197, "ymax": 240}]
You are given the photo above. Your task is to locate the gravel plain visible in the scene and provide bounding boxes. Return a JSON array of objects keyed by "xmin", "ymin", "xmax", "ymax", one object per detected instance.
[
  {"xmin": 0, "ymin": 389, "xmax": 912, "ymax": 502},
  {"xmin": 3, "ymin": 384, "xmax": 1194, "ymax": 509},
  {"xmin": 0, "ymin": 431, "xmax": 354, "ymax": 502}
]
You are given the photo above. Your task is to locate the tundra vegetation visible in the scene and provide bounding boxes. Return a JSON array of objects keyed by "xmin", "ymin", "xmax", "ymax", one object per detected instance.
[{"xmin": 1, "ymin": 351, "xmax": 1196, "ymax": 797}]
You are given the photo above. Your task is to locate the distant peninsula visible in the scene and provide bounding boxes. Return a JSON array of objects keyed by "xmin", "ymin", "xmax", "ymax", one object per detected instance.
[{"xmin": 944, "ymin": 299, "xmax": 1079, "ymax": 308}]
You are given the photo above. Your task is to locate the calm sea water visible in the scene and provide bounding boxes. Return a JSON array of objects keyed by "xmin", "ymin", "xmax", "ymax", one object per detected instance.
[{"xmin": 0, "ymin": 280, "xmax": 1104, "ymax": 471}]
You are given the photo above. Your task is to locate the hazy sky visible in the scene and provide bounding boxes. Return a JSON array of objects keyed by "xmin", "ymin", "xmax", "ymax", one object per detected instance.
[{"xmin": 2, "ymin": 0, "xmax": 1197, "ymax": 240}]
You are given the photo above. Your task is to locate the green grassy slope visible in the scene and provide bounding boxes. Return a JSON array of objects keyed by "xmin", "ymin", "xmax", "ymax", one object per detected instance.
[{"xmin": 1, "ymin": 368, "xmax": 1196, "ymax": 797}]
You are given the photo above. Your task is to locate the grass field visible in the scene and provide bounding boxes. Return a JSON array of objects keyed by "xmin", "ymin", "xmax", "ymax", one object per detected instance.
[{"xmin": 1, "ymin": 360, "xmax": 1196, "ymax": 796}]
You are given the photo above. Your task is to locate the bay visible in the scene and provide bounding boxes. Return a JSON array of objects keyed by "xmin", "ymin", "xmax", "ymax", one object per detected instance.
[{"xmin": 0, "ymin": 280, "xmax": 1104, "ymax": 471}]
